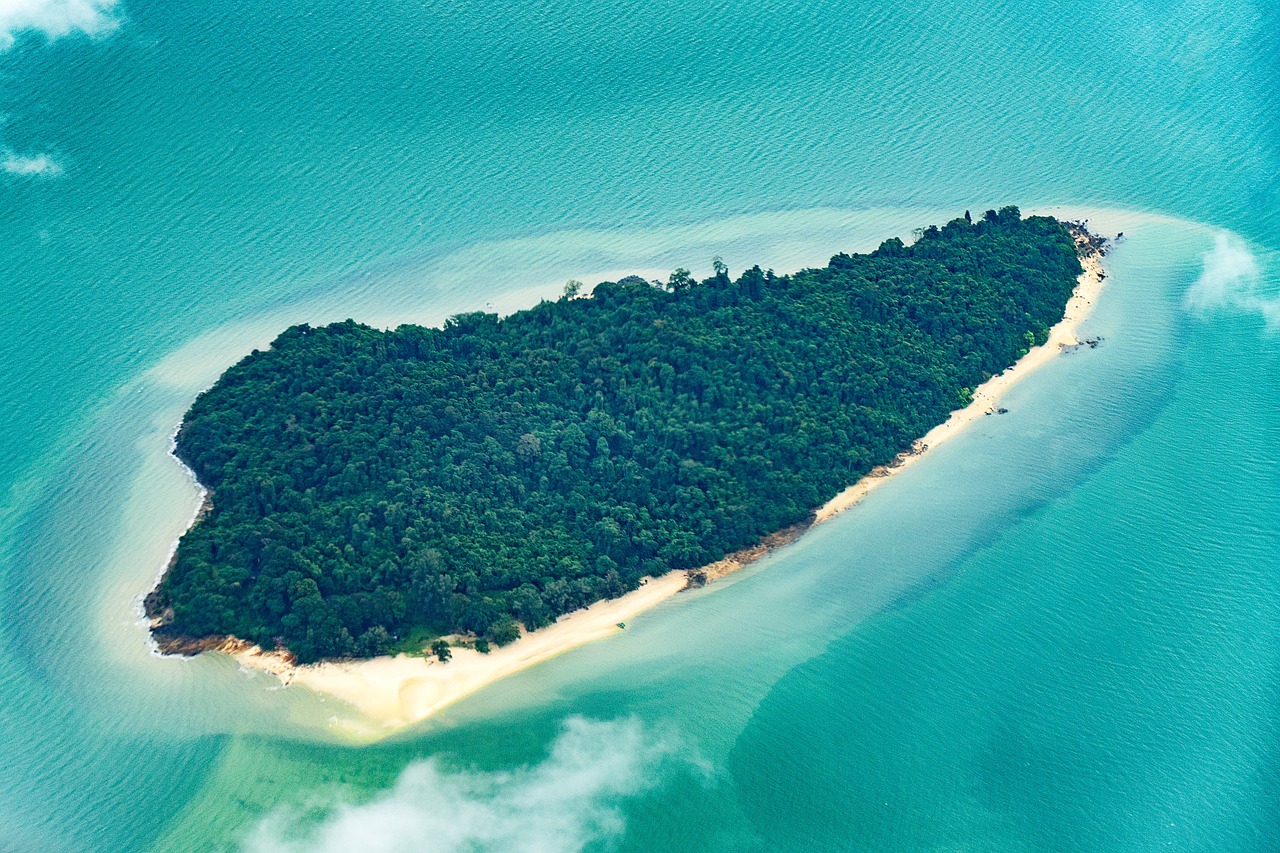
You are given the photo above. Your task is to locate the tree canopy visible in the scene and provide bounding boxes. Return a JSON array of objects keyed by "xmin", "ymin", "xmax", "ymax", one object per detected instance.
[{"xmin": 150, "ymin": 208, "xmax": 1082, "ymax": 662}]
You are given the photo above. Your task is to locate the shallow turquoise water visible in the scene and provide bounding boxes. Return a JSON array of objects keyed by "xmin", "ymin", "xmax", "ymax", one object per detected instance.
[{"xmin": 0, "ymin": 0, "xmax": 1278, "ymax": 850}]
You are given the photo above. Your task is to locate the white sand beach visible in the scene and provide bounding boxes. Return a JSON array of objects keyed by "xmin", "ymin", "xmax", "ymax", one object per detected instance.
[{"xmin": 231, "ymin": 570, "xmax": 689, "ymax": 732}]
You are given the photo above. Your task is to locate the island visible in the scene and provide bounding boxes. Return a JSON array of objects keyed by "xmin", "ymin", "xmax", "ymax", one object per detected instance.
[{"xmin": 146, "ymin": 208, "xmax": 1107, "ymax": 727}]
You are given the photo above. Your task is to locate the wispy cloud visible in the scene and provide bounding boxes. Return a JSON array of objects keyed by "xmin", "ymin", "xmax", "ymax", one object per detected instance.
[
  {"xmin": 0, "ymin": 0, "xmax": 120, "ymax": 50},
  {"xmin": 0, "ymin": 1, "xmax": 121, "ymax": 178},
  {"xmin": 1185, "ymin": 231, "xmax": 1280, "ymax": 330},
  {"xmin": 242, "ymin": 717, "xmax": 696, "ymax": 853},
  {"xmin": 3, "ymin": 151, "xmax": 61, "ymax": 176}
]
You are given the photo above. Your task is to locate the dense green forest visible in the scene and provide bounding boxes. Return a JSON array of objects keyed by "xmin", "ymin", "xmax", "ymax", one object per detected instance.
[{"xmin": 149, "ymin": 208, "xmax": 1083, "ymax": 662}]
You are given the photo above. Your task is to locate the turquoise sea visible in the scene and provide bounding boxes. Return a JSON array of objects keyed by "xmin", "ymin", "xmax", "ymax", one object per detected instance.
[{"xmin": 1, "ymin": 0, "xmax": 1278, "ymax": 850}]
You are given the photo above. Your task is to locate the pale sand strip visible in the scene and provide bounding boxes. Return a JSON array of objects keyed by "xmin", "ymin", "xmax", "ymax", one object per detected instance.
[
  {"xmin": 233, "ymin": 570, "xmax": 689, "ymax": 732},
  {"xmin": 232, "ymin": 245, "xmax": 1107, "ymax": 734}
]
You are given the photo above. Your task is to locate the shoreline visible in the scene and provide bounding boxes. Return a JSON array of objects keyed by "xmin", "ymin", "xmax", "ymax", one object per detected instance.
[
  {"xmin": 137, "ymin": 427, "xmax": 210, "ymax": 654},
  {"xmin": 814, "ymin": 232, "xmax": 1107, "ymax": 523},
  {"xmin": 169, "ymin": 227, "xmax": 1109, "ymax": 735},
  {"xmin": 227, "ymin": 569, "xmax": 690, "ymax": 730}
]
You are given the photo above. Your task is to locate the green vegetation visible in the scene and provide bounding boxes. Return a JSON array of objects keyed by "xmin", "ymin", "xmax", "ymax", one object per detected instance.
[{"xmin": 150, "ymin": 208, "xmax": 1082, "ymax": 662}]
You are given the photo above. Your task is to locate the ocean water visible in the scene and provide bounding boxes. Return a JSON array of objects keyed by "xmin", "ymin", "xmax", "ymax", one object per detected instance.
[{"xmin": 1, "ymin": 0, "xmax": 1278, "ymax": 850}]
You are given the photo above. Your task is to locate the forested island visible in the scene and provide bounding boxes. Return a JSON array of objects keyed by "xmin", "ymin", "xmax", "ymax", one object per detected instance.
[{"xmin": 148, "ymin": 208, "xmax": 1087, "ymax": 663}]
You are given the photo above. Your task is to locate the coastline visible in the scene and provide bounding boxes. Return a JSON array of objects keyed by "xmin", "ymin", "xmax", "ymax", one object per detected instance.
[
  {"xmin": 137, "ymin": 428, "xmax": 210, "ymax": 651},
  {"xmin": 815, "ymin": 238, "xmax": 1107, "ymax": 523},
  {"xmin": 179, "ymin": 229, "xmax": 1109, "ymax": 735},
  {"xmin": 230, "ymin": 570, "xmax": 689, "ymax": 730}
]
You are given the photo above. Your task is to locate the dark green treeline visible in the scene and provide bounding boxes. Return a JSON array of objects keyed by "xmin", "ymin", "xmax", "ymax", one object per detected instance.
[{"xmin": 152, "ymin": 208, "xmax": 1081, "ymax": 662}]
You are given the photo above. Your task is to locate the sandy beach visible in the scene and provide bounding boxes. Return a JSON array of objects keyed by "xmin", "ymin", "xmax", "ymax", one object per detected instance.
[
  {"xmin": 227, "ymin": 235, "xmax": 1109, "ymax": 735},
  {"xmin": 231, "ymin": 570, "xmax": 688, "ymax": 731},
  {"xmin": 815, "ymin": 244, "xmax": 1107, "ymax": 522}
]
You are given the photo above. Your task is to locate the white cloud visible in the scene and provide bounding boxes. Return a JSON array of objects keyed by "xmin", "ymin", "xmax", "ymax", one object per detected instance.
[
  {"xmin": 243, "ymin": 717, "xmax": 694, "ymax": 853},
  {"xmin": 0, "ymin": 0, "xmax": 120, "ymax": 49},
  {"xmin": 3, "ymin": 151, "xmax": 61, "ymax": 176},
  {"xmin": 1185, "ymin": 231, "xmax": 1279, "ymax": 330},
  {"xmin": 0, "ymin": 1, "xmax": 120, "ymax": 176}
]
